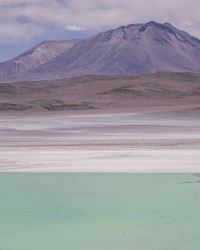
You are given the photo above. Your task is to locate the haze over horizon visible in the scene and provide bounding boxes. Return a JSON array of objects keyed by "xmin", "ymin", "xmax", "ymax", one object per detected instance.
[{"xmin": 0, "ymin": 0, "xmax": 199, "ymax": 62}]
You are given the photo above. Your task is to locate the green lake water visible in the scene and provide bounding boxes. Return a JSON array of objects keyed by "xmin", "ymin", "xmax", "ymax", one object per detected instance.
[{"xmin": 0, "ymin": 174, "xmax": 200, "ymax": 250}]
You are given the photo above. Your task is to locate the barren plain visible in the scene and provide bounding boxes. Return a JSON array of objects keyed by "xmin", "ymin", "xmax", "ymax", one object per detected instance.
[{"xmin": 0, "ymin": 73, "xmax": 200, "ymax": 172}]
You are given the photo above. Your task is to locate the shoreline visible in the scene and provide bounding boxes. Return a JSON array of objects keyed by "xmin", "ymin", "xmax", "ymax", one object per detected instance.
[{"xmin": 0, "ymin": 111, "xmax": 200, "ymax": 173}]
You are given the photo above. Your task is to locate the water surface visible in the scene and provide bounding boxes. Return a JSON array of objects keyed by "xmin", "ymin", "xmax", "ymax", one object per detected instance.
[{"xmin": 0, "ymin": 174, "xmax": 200, "ymax": 250}]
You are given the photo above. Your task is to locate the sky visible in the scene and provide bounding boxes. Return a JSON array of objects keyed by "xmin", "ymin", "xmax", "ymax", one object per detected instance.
[{"xmin": 0, "ymin": 0, "xmax": 199, "ymax": 62}]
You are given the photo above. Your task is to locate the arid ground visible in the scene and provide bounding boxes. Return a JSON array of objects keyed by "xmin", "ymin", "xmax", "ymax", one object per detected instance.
[
  {"xmin": 0, "ymin": 73, "xmax": 200, "ymax": 172},
  {"xmin": 0, "ymin": 72, "xmax": 200, "ymax": 113}
]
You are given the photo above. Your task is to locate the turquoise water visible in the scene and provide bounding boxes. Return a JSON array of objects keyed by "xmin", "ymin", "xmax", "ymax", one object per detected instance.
[{"xmin": 0, "ymin": 174, "xmax": 200, "ymax": 250}]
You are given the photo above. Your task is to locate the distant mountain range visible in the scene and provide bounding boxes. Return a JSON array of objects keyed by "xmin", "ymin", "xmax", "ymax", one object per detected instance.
[{"xmin": 0, "ymin": 21, "xmax": 200, "ymax": 82}]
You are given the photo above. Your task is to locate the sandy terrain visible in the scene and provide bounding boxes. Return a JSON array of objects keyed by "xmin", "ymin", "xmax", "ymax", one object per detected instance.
[
  {"xmin": 0, "ymin": 72, "xmax": 200, "ymax": 114},
  {"xmin": 0, "ymin": 73, "xmax": 199, "ymax": 172}
]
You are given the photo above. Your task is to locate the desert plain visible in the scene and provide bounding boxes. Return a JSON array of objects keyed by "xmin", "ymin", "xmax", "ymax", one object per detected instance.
[{"xmin": 0, "ymin": 72, "xmax": 200, "ymax": 172}]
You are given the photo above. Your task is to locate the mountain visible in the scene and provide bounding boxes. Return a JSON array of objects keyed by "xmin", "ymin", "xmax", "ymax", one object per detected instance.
[
  {"xmin": 0, "ymin": 39, "xmax": 79, "ymax": 81},
  {"xmin": 0, "ymin": 21, "xmax": 200, "ymax": 82}
]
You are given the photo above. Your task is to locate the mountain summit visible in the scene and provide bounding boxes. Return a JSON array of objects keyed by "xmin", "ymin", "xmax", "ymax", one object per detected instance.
[{"xmin": 0, "ymin": 21, "xmax": 200, "ymax": 82}]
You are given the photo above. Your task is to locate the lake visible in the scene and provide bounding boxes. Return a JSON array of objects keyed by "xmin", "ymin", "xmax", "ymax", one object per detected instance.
[{"xmin": 0, "ymin": 173, "xmax": 200, "ymax": 250}]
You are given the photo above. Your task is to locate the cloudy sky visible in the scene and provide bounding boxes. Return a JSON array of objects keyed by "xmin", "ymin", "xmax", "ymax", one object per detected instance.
[{"xmin": 0, "ymin": 0, "xmax": 199, "ymax": 62}]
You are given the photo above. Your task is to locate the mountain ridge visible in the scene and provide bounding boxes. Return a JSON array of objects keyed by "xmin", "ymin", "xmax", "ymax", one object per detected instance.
[{"xmin": 0, "ymin": 21, "xmax": 200, "ymax": 82}]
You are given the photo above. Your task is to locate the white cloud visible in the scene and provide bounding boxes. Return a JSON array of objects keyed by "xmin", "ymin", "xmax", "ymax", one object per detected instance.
[
  {"xmin": 0, "ymin": 0, "xmax": 52, "ymax": 4},
  {"xmin": 0, "ymin": 0, "xmax": 200, "ymax": 43},
  {"xmin": 0, "ymin": 22, "xmax": 44, "ymax": 43},
  {"xmin": 65, "ymin": 24, "xmax": 86, "ymax": 31}
]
